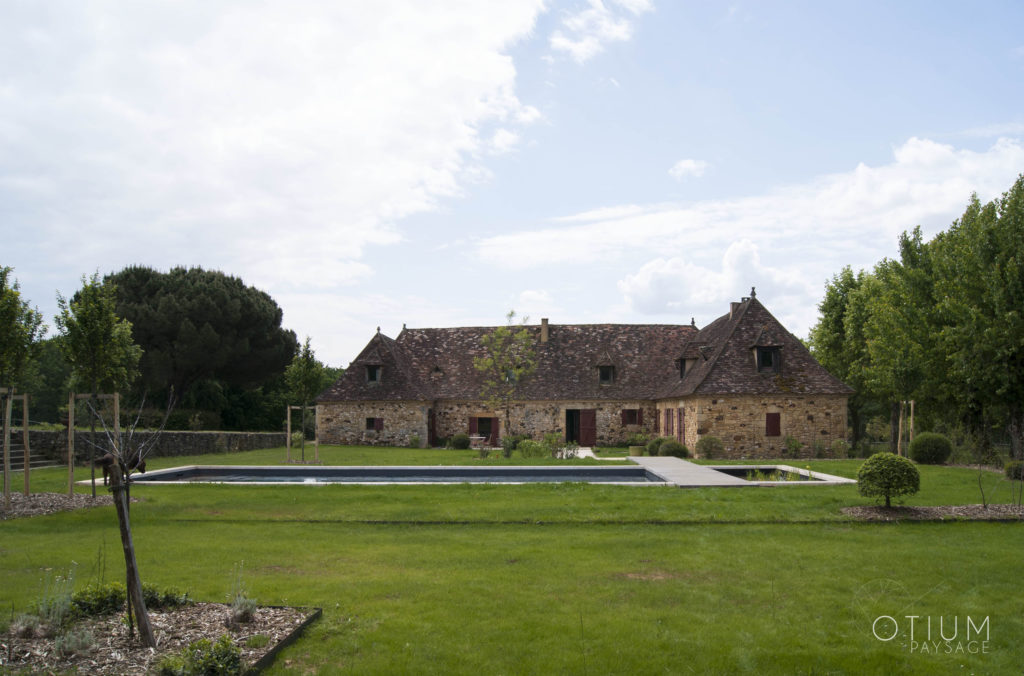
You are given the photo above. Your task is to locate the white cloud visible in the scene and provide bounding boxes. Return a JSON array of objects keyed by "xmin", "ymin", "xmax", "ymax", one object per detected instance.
[
  {"xmin": 515, "ymin": 289, "xmax": 563, "ymax": 318},
  {"xmin": 0, "ymin": 1, "xmax": 546, "ymax": 292},
  {"xmin": 549, "ymin": 0, "xmax": 653, "ymax": 63},
  {"xmin": 668, "ymin": 158, "xmax": 709, "ymax": 181}
]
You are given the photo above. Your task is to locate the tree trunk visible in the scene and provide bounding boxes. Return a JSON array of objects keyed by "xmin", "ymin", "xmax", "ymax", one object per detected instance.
[
  {"xmin": 109, "ymin": 463, "xmax": 155, "ymax": 647},
  {"xmin": 300, "ymin": 406, "xmax": 306, "ymax": 462},
  {"xmin": 1008, "ymin": 404, "xmax": 1024, "ymax": 461},
  {"xmin": 889, "ymin": 401, "xmax": 900, "ymax": 453}
]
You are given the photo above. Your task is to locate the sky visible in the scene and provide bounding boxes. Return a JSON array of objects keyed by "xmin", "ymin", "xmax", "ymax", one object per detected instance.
[{"xmin": 3, "ymin": 0, "xmax": 1023, "ymax": 368}]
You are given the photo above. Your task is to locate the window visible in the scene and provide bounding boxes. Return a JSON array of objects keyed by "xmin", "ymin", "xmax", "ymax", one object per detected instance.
[
  {"xmin": 766, "ymin": 412, "xmax": 781, "ymax": 437},
  {"xmin": 756, "ymin": 347, "xmax": 780, "ymax": 373},
  {"xmin": 366, "ymin": 417, "xmax": 383, "ymax": 431},
  {"xmin": 599, "ymin": 365, "xmax": 615, "ymax": 384},
  {"xmin": 366, "ymin": 364, "xmax": 382, "ymax": 383},
  {"xmin": 621, "ymin": 409, "xmax": 642, "ymax": 426}
]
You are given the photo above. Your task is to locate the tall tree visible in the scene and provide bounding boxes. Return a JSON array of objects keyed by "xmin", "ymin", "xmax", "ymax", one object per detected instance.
[
  {"xmin": 56, "ymin": 273, "xmax": 142, "ymax": 496},
  {"xmin": 932, "ymin": 176, "xmax": 1024, "ymax": 459},
  {"xmin": 473, "ymin": 311, "xmax": 538, "ymax": 438},
  {"xmin": 0, "ymin": 266, "xmax": 46, "ymax": 388},
  {"xmin": 285, "ymin": 337, "xmax": 324, "ymax": 461},
  {"xmin": 107, "ymin": 266, "xmax": 297, "ymax": 406}
]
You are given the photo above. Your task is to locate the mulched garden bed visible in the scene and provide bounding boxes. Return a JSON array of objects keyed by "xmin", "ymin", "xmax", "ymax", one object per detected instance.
[
  {"xmin": 2, "ymin": 603, "xmax": 317, "ymax": 674},
  {"xmin": 0, "ymin": 491, "xmax": 125, "ymax": 520},
  {"xmin": 842, "ymin": 503, "xmax": 1024, "ymax": 521}
]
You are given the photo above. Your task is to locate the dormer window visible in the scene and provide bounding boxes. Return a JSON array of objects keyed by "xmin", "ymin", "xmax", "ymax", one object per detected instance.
[
  {"xmin": 599, "ymin": 365, "xmax": 615, "ymax": 384},
  {"xmin": 680, "ymin": 358, "xmax": 697, "ymax": 378},
  {"xmin": 756, "ymin": 347, "xmax": 780, "ymax": 373},
  {"xmin": 366, "ymin": 364, "xmax": 382, "ymax": 383}
]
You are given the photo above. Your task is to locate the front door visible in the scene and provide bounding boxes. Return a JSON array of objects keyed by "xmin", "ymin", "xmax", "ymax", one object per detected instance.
[{"xmin": 566, "ymin": 409, "xmax": 580, "ymax": 443}]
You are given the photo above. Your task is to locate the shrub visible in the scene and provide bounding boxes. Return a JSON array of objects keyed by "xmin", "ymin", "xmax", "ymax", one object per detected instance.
[
  {"xmin": 783, "ymin": 435, "xmax": 803, "ymax": 458},
  {"xmin": 157, "ymin": 634, "xmax": 242, "ymax": 676},
  {"xmin": 646, "ymin": 437, "xmax": 672, "ymax": 456},
  {"xmin": 830, "ymin": 439, "xmax": 850, "ymax": 459},
  {"xmin": 290, "ymin": 431, "xmax": 304, "ymax": 448},
  {"xmin": 658, "ymin": 440, "xmax": 689, "ymax": 458},
  {"xmin": 695, "ymin": 436, "xmax": 723, "ymax": 459},
  {"xmin": 142, "ymin": 584, "xmax": 191, "ymax": 610},
  {"xmin": 55, "ymin": 628, "xmax": 95, "ymax": 658},
  {"xmin": 1005, "ymin": 461, "xmax": 1024, "ymax": 481},
  {"xmin": 909, "ymin": 432, "xmax": 953, "ymax": 465},
  {"xmin": 451, "ymin": 433, "xmax": 471, "ymax": 450},
  {"xmin": 626, "ymin": 432, "xmax": 650, "ymax": 447},
  {"xmin": 35, "ymin": 568, "xmax": 76, "ymax": 634},
  {"xmin": 501, "ymin": 434, "xmax": 529, "ymax": 458},
  {"xmin": 408, "ymin": 434, "xmax": 421, "ymax": 449},
  {"xmin": 517, "ymin": 440, "xmax": 547, "ymax": 458},
  {"xmin": 812, "ymin": 440, "xmax": 827, "ymax": 458},
  {"xmin": 72, "ymin": 583, "xmax": 126, "ymax": 617},
  {"xmin": 857, "ymin": 452, "xmax": 920, "ymax": 507}
]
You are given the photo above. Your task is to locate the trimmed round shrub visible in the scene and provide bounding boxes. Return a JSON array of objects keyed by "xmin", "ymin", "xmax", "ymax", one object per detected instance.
[
  {"xmin": 908, "ymin": 432, "xmax": 953, "ymax": 465},
  {"xmin": 695, "ymin": 436, "xmax": 724, "ymax": 459},
  {"xmin": 857, "ymin": 452, "xmax": 920, "ymax": 507},
  {"xmin": 646, "ymin": 436, "xmax": 672, "ymax": 456},
  {"xmin": 658, "ymin": 440, "xmax": 689, "ymax": 458},
  {"xmin": 450, "ymin": 433, "xmax": 471, "ymax": 450},
  {"xmin": 1005, "ymin": 460, "xmax": 1024, "ymax": 481}
]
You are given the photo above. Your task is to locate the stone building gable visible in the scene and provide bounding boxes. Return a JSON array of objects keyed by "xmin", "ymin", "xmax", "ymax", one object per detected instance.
[
  {"xmin": 657, "ymin": 296, "xmax": 854, "ymax": 399},
  {"xmin": 318, "ymin": 331, "xmax": 431, "ymax": 401}
]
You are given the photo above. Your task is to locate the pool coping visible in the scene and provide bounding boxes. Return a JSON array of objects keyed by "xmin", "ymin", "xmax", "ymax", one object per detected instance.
[{"xmin": 90, "ymin": 459, "xmax": 857, "ymax": 488}]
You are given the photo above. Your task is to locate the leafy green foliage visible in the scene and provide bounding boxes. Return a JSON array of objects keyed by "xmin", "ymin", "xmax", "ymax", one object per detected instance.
[
  {"xmin": 473, "ymin": 311, "xmax": 537, "ymax": 436},
  {"xmin": 72, "ymin": 583, "xmax": 126, "ymax": 617},
  {"xmin": 0, "ymin": 266, "xmax": 46, "ymax": 387},
  {"xmin": 156, "ymin": 634, "xmax": 242, "ymax": 676},
  {"xmin": 106, "ymin": 266, "xmax": 297, "ymax": 402},
  {"xmin": 695, "ymin": 436, "xmax": 723, "ymax": 459},
  {"xmin": 1005, "ymin": 461, "xmax": 1024, "ymax": 481},
  {"xmin": 517, "ymin": 439, "xmax": 547, "ymax": 458},
  {"xmin": 646, "ymin": 436, "xmax": 672, "ymax": 456},
  {"xmin": 857, "ymin": 452, "xmax": 920, "ymax": 507},
  {"xmin": 908, "ymin": 432, "xmax": 952, "ymax": 465},
  {"xmin": 658, "ymin": 440, "xmax": 689, "ymax": 458},
  {"xmin": 55, "ymin": 272, "xmax": 141, "ymax": 395},
  {"xmin": 450, "ymin": 433, "xmax": 470, "ymax": 450}
]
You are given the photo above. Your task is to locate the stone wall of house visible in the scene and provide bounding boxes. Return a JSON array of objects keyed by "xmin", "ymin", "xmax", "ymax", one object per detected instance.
[
  {"xmin": 26, "ymin": 430, "xmax": 288, "ymax": 462},
  {"xmin": 681, "ymin": 394, "xmax": 848, "ymax": 459},
  {"xmin": 433, "ymin": 400, "xmax": 656, "ymax": 446},
  {"xmin": 317, "ymin": 401, "xmax": 430, "ymax": 447}
]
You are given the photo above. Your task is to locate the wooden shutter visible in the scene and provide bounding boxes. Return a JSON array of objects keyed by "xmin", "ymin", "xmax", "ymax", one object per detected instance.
[
  {"xmin": 374, "ymin": 417, "xmax": 384, "ymax": 432},
  {"xmin": 664, "ymin": 409, "xmax": 673, "ymax": 436},
  {"xmin": 677, "ymin": 408, "xmax": 684, "ymax": 442},
  {"xmin": 621, "ymin": 410, "xmax": 628, "ymax": 425},
  {"xmin": 580, "ymin": 409, "xmax": 597, "ymax": 447},
  {"xmin": 766, "ymin": 412, "xmax": 781, "ymax": 437},
  {"xmin": 469, "ymin": 417, "xmax": 478, "ymax": 435},
  {"xmin": 654, "ymin": 408, "xmax": 659, "ymax": 433},
  {"xmin": 490, "ymin": 417, "xmax": 500, "ymax": 446},
  {"xmin": 637, "ymin": 409, "xmax": 644, "ymax": 426}
]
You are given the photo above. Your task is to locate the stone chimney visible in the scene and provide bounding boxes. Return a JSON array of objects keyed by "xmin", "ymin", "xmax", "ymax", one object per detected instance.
[
  {"xmin": 730, "ymin": 302, "xmax": 740, "ymax": 318},
  {"xmin": 541, "ymin": 318, "xmax": 549, "ymax": 343}
]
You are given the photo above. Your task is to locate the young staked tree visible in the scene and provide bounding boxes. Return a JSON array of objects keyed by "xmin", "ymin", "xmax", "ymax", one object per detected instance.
[
  {"xmin": 56, "ymin": 273, "xmax": 142, "ymax": 497},
  {"xmin": 473, "ymin": 311, "xmax": 538, "ymax": 438},
  {"xmin": 0, "ymin": 266, "xmax": 46, "ymax": 388},
  {"xmin": 285, "ymin": 337, "xmax": 324, "ymax": 462}
]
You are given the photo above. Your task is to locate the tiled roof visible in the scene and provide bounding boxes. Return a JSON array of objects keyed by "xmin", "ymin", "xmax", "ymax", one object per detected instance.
[
  {"xmin": 318, "ymin": 323, "xmax": 697, "ymax": 402},
  {"xmin": 317, "ymin": 297, "xmax": 853, "ymax": 403}
]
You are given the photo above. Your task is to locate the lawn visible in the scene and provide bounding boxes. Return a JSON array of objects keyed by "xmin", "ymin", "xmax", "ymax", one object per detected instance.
[{"xmin": 2, "ymin": 447, "xmax": 1021, "ymax": 674}]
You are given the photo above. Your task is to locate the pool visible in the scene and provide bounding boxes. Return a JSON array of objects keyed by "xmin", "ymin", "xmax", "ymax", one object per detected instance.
[{"xmin": 130, "ymin": 464, "xmax": 672, "ymax": 485}]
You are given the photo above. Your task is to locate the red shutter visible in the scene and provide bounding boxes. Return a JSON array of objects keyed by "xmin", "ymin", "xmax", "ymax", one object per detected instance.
[
  {"xmin": 490, "ymin": 417, "xmax": 500, "ymax": 446},
  {"xmin": 621, "ymin": 409, "xmax": 628, "ymax": 425},
  {"xmin": 580, "ymin": 409, "xmax": 597, "ymax": 447},
  {"xmin": 374, "ymin": 417, "xmax": 384, "ymax": 432},
  {"xmin": 664, "ymin": 409, "xmax": 673, "ymax": 436},
  {"xmin": 766, "ymin": 412, "xmax": 781, "ymax": 437},
  {"xmin": 469, "ymin": 417, "xmax": 478, "ymax": 435},
  {"xmin": 637, "ymin": 409, "xmax": 643, "ymax": 426},
  {"xmin": 654, "ymin": 408, "xmax": 659, "ymax": 433}
]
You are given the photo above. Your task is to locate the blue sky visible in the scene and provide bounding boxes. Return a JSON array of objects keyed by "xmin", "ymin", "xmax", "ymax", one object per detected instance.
[{"xmin": 3, "ymin": 1, "xmax": 1023, "ymax": 367}]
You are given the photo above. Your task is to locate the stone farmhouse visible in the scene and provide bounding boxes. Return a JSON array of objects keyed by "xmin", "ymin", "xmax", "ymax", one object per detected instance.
[{"xmin": 316, "ymin": 292, "xmax": 853, "ymax": 458}]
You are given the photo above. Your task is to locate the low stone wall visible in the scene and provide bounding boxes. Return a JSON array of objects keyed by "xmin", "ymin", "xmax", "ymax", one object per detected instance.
[{"xmin": 25, "ymin": 430, "xmax": 287, "ymax": 463}]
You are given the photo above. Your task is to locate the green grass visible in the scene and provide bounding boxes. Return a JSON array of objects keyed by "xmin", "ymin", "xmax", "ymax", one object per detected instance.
[{"xmin": 2, "ymin": 448, "xmax": 1022, "ymax": 674}]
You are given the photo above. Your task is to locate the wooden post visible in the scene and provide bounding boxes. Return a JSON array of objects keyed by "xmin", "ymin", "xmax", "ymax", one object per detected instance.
[
  {"xmin": 313, "ymin": 405, "xmax": 319, "ymax": 464},
  {"xmin": 2, "ymin": 389, "xmax": 11, "ymax": 512},
  {"xmin": 68, "ymin": 392, "xmax": 75, "ymax": 496},
  {"xmin": 22, "ymin": 394, "xmax": 30, "ymax": 496},
  {"xmin": 909, "ymin": 400, "xmax": 915, "ymax": 445},
  {"xmin": 286, "ymin": 405, "xmax": 292, "ymax": 463}
]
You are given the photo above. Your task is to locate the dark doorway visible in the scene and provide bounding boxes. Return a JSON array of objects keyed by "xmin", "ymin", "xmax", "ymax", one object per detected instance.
[{"xmin": 566, "ymin": 408, "xmax": 597, "ymax": 446}]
